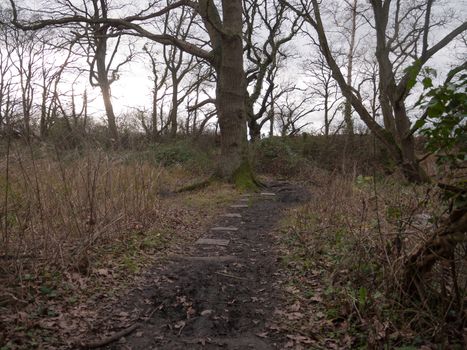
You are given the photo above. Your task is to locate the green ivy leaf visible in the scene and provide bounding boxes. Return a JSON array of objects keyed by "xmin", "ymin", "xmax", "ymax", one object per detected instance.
[
  {"xmin": 413, "ymin": 118, "xmax": 426, "ymax": 131},
  {"xmin": 427, "ymin": 100, "xmax": 445, "ymax": 118},
  {"xmin": 422, "ymin": 77, "xmax": 433, "ymax": 89},
  {"xmin": 405, "ymin": 60, "xmax": 422, "ymax": 90}
]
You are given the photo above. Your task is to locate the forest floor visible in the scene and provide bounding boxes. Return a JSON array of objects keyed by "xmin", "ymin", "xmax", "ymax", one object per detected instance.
[
  {"xmin": 3, "ymin": 175, "xmax": 460, "ymax": 349},
  {"xmin": 2, "ymin": 180, "xmax": 330, "ymax": 350},
  {"xmin": 74, "ymin": 181, "xmax": 312, "ymax": 350},
  {"xmin": 1, "ymin": 141, "xmax": 463, "ymax": 349}
]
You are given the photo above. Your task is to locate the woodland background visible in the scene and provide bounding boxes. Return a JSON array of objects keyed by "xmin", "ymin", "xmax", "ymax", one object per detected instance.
[{"xmin": 0, "ymin": 0, "xmax": 466, "ymax": 348}]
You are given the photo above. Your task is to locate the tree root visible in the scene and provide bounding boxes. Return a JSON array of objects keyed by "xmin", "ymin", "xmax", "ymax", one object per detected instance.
[
  {"xmin": 176, "ymin": 178, "xmax": 213, "ymax": 193},
  {"xmin": 78, "ymin": 323, "xmax": 141, "ymax": 349},
  {"xmin": 402, "ymin": 207, "xmax": 466, "ymax": 297}
]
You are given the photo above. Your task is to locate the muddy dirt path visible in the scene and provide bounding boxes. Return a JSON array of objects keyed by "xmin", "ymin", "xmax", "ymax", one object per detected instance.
[{"xmin": 82, "ymin": 182, "xmax": 308, "ymax": 350}]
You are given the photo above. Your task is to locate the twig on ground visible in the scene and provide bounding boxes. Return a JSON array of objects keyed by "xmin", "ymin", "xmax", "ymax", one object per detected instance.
[
  {"xmin": 78, "ymin": 323, "xmax": 141, "ymax": 349},
  {"xmin": 215, "ymin": 271, "xmax": 250, "ymax": 281}
]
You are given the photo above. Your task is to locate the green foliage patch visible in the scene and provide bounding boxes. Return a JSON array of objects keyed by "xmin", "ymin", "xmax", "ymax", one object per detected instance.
[
  {"xmin": 416, "ymin": 66, "xmax": 466, "ymax": 168},
  {"xmin": 252, "ymin": 137, "xmax": 303, "ymax": 176},
  {"xmin": 151, "ymin": 141, "xmax": 209, "ymax": 166}
]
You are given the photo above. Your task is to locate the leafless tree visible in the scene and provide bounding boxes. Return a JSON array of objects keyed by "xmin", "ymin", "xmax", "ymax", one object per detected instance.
[
  {"xmin": 243, "ymin": 0, "xmax": 302, "ymax": 142},
  {"xmin": 38, "ymin": 39, "xmax": 77, "ymax": 138},
  {"xmin": 10, "ymin": 0, "xmax": 256, "ymax": 183},
  {"xmin": 142, "ymin": 42, "xmax": 211, "ymax": 139},
  {"xmin": 340, "ymin": 0, "xmax": 361, "ymax": 136},
  {"xmin": 281, "ymin": 0, "xmax": 467, "ymax": 182},
  {"xmin": 161, "ymin": 7, "xmax": 197, "ymax": 137},
  {"xmin": 75, "ymin": 0, "xmax": 135, "ymax": 143},
  {"xmin": 0, "ymin": 20, "xmax": 15, "ymax": 135},
  {"xmin": 142, "ymin": 43, "xmax": 169, "ymax": 140},
  {"xmin": 8, "ymin": 29, "xmax": 44, "ymax": 141},
  {"xmin": 274, "ymin": 90, "xmax": 317, "ymax": 137},
  {"xmin": 185, "ymin": 62, "xmax": 216, "ymax": 135},
  {"xmin": 304, "ymin": 51, "xmax": 343, "ymax": 138},
  {"xmin": 55, "ymin": 81, "xmax": 89, "ymax": 138}
]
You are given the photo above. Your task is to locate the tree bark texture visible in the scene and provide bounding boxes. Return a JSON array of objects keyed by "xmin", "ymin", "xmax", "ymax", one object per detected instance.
[{"xmin": 214, "ymin": 0, "xmax": 250, "ymax": 181}]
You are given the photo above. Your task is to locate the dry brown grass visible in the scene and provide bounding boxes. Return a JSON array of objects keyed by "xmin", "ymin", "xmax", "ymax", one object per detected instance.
[
  {"xmin": 1, "ymin": 146, "xmax": 161, "ymax": 273},
  {"xmin": 278, "ymin": 168, "xmax": 466, "ymax": 348},
  {"xmin": 0, "ymin": 142, "xmax": 240, "ymax": 348},
  {"xmin": 0, "ymin": 143, "xmax": 225, "ymax": 297}
]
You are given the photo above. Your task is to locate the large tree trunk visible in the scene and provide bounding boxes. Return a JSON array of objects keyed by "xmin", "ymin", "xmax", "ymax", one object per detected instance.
[
  {"xmin": 393, "ymin": 103, "xmax": 430, "ymax": 183},
  {"xmin": 215, "ymin": 45, "xmax": 248, "ymax": 178},
  {"xmin": 214, "ymin": 0, "xmax": 256, "ymax": 188}
]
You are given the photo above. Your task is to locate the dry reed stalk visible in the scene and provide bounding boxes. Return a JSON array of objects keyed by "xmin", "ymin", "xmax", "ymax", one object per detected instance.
[{"xmin": 0, "ymin": 145, "xmax": 167, "ymax": 281}]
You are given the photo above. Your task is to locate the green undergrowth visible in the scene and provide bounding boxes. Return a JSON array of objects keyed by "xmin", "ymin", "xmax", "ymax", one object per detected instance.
[
  {"xmin": 148, "ymin": 140, "xmax": 214, "ymax": 170},
  {"xmin": 179, "ymin": 182, "xmax": 241, "ymax": 210},
  {"xmin": 252, "ymin": 137, "xmax": 304, "ymax": 177},
  {"xmin": 251, "ymin": 134, "xmax": 407, "ymax": 179}
]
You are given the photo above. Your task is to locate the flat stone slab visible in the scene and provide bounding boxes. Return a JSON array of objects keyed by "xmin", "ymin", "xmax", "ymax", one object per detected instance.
[
  {"xmin": 260, "ymin": 192, "xmax": 276, "ymax": 196},
  {"xmin": 211, "ymin": 226, "xmax": 239, "ymax": 231},
  {"xmin": 195, "ymin": 238, "xmax": 230, "ymax": 246},
  {"xmin": 172, "ymin": 255, "xmax": 237, "ymax": 262},
  {"xmin": 221, "ymin": 213, "xmax": 242, "ymax": 218},
  {"xmin": 231, "ymin": 204, "xmax": 248, "ymax": 208}
]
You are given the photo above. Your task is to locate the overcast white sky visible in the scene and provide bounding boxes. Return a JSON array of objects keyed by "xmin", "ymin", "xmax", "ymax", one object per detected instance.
[
  {"xmin": 97, "ymin": 0, "xmax": 467, "ymax": 130},
  {"xmin": 6, "ymin": 0, "xmax": 467, "ymax": 132}
]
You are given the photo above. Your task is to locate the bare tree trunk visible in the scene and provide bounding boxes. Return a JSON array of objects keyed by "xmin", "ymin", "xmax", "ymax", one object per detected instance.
[
  {"xmin": 324, "ymin": 93, "xmax": 330, "ymax": 138},
  {"xmin": 214, "ymin": 0, "xmax": 252, "ymax": 184},
  {"xmin": 82, "ymin": 90, "xmax": 88, "ymax": 132},
  {"xmin": 151, "ymin": 81, "xmax": 158, "ymax": 140},
  {"xmin": 343, "ymin": 0, "xmax": 357, "ymax": 137},
  {"xmin": 95, "ymin": 38, "xmax": 119, "ymax": 142},
  {"xmin": 394, "ymin": 103, "xmax": 427, "ymax": 182},
  {"xmin": 169, "ymin": 74, "xmax": 178, "ymax": 138},
  {"xmin": 269, "ymin": 115, "xmax": 274, "ymax": 137},
  {"xmin": 191, "ymin": 83, "xmax": 200, "ymax": 134},
  {"xmin": 99, "ymin": 78, "xmax": 118, "ymax": 142},
  {"xmin": 40, "ymin": 78, "xmax": 49, "ymax": 139},
  {"xmin": 248, "ymin": 107, "xmax": 262, "ymax": 142}
]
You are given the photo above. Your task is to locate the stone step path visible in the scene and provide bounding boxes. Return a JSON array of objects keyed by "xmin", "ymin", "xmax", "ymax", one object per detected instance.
[
  {"xmin": 193, "ymin": 192, "xmax": 261, "ymax": 258},
  {"xmin": 230, "ymin": 204, "xmax": 248, "ymax": 208},
  {"xmin": 172, "ymin": 255, "xmax": 238, "ymax": 262},
  {"xmin": 195, "ymin": 238, "xmax": 230, "ymax": 246},
  {"xmin": 221, "ymin": 213, "xmax": 242, "ymax": 218},
  {"xmin": 260, "ymin": 192, "xmax": 276, "ymax": 197},
  {"xmin": 90, "ymin": 185, "xmax": 305, "ymax": 350},
  {"xmin": 210, "ymin": 226, "xmax": 239, "ymax": 232}
]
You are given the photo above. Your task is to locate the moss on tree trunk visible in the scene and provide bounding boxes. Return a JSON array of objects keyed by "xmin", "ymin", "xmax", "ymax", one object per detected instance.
[{"xmin": 231, "ymin": 159, "xmax": 261, "ymax": 191}]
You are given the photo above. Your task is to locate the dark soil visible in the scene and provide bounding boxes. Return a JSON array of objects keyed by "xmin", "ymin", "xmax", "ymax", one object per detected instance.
[{"xmin": 79, "ymin": 182, "xmax": 309, "ymax": 350}]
